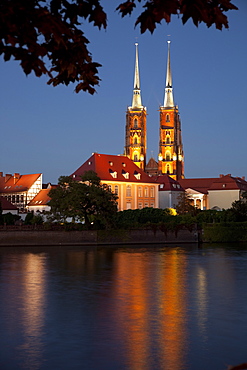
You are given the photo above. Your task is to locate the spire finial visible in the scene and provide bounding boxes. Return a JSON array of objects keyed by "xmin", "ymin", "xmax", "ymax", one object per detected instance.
[
  {"xmin": 163, "ymin": 39, "xmax": 174, "ymax": 108},
  {"xmin": 131, "ymin": 42, "xmax": 143, "ymax": 109}
]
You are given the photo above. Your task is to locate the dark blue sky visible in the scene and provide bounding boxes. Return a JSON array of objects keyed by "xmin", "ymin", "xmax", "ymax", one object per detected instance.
[{"xmin": 0, "ymin": 0, "xmax": 246, "ymax": 183}]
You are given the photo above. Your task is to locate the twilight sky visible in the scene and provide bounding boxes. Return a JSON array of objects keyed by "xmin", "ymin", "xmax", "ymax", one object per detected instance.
[{"xmin": 1, "ymin": 0, "xmax": 246, "ymax": 184}]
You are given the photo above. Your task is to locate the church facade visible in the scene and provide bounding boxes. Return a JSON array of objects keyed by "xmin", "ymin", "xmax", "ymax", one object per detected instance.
[
  {"xmin": 125, "ymin": 41, "xmax": 184, "ymax": 181},
  {"xmin": 124, "ymin": 43, "xmax": 147, "ymax": 171}
]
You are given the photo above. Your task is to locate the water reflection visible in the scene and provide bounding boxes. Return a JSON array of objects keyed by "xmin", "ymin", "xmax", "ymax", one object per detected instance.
[
  {"xmin": 0, "ymin": 251, "xmax": 47, "ymax": 369},
  {"xmin": 0, "ymin": 244, "xmax": 247, "ymax": 370},
  {"xmin": 18, "ymin": 253, "xmax": 47, "ymax": 369}
]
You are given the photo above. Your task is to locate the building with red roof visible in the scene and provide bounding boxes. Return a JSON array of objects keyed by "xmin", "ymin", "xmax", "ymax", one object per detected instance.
[
  {"xmin": 71, "ymin": 153, "xmax": 159, "ymax": 211},
  {"xmin": 27, "ymin": 184, "xmax": 56, "ymax": 213},
  {"xmin": 0, "ymin": 172, "xmax": 42, "ymax": 212},
  {"xmin": 179, "ymin": 174, "xmax": 247, "ymax": 210},
  {"xmin": 154, "ymin": 175, "xmax": 184, "ymax": 209},
  {"xmin": 0, "ymin": 196, "xmax": 18, "ymax": 215}
]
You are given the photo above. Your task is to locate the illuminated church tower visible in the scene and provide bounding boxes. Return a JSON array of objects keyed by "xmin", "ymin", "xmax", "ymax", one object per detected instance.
[
  {"xmin": 158, "ymin": 41, "xmax": 184, "ymax": 180},
  {"xmin": 124, "ymin": 43, "xmax": 147, "ymax": 170}
]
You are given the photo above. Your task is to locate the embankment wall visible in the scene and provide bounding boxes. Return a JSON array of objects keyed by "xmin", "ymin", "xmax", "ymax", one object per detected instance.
[{"xmin": 0, "ymin": 228, "xmax": 199, "ymax": 246}]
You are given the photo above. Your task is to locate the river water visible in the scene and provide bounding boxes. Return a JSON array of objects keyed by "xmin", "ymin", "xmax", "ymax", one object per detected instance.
[{"xmin": 0, "ymin": 243, "xmax": 246, "ymax": 370}]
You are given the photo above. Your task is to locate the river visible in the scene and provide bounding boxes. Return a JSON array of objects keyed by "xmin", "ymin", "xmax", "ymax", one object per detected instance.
[{"xmin": 0, "ymin": 243, "xmax": 246, "ymax": 370}]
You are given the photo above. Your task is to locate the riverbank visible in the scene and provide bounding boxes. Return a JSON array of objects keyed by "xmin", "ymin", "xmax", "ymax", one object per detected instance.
[{"xmin": 0, "ymin": 227, "xmax": 200, "ymax": 246}]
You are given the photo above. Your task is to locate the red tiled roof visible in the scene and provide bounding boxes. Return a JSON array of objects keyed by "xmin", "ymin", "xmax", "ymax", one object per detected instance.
[
  {"xmin": 209, "ymin": 175, "xmax": 247, "ymax": 191},
  {"xmin": 179, "ymin": 175, "xmax": 247, "ymax": 193},
  {"xmin": 28, "ymin": 188, "xmax": 55, "ymax": 206},
  {"xmin": 179, "ymin": 178, "xmax": 217, "ymax": 194},
  {"xmin": 146, "ymin": 157, "xmax": 158, "ymax": 170},
  {"xmin": 71, "ymin": 153, "xmax": 157, "ymax": 184},
  {"xmin": 0, "ymin": 196, "xmax": 18, "ymax": 210},
  {"xmin": 0, "ymin": 173, "xmax": 42, "ymax": 193},
  {"xmin": 154, "ymin": 174, "xmax": 184, "ymax": 192}
]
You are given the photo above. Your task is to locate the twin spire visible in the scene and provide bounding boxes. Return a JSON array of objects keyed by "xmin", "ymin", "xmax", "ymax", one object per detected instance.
[
  {"xmin": 131, "ymin": 41, "xmax": 175, "ymax": 109},
  {"xmin": 131, "ymin": 43, "xmax": 143, "ymax": 109},
  {"xmin": 163, "ymin": 40, "xmax": 174, "ymax": 108}
]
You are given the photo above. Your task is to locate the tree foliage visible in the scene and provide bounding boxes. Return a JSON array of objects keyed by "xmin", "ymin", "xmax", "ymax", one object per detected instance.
[
  {"xmin": 0, "ymin": 0, "xmax": 237, "ymax": 93},
  {"xmin": 48, "ymin": 171, "xmax": 118, "ymax": 228},
  {"xmin": 116, "ymin": 207, "xmax": 173, "ymax": 228},
  {"xmin": 175, "ymin": 192, "xmax": 199, "ymax": 215}
]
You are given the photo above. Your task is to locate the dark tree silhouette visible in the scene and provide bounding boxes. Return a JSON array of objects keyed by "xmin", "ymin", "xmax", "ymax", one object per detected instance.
[{"xmin": 0, "ymin": 0, "xmax": 238, "ymax": 93}]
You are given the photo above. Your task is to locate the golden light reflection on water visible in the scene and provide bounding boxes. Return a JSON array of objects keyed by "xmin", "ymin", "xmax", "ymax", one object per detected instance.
[
  {"xmin": 113, "ymin": 249, "xmax": 188, "ymax": 370},
  {"xmin": 196, "ymin": 266, "xmax": 208, "ymax": 341},
  {"xmin": 17, "ymin": 253, "xmax": 47, "ymax": 370}
]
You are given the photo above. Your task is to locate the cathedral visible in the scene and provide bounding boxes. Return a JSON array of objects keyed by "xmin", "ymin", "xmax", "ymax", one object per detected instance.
[{"xmin": 124, "ymin": 41, "xmax": 184, "ymax": 181}]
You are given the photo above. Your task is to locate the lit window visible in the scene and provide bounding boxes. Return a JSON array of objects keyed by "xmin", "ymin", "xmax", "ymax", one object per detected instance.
[
  {"xmin": 109, "ymin": 169, "xmax": 117, "ymax": 178},
  {"xmin": 138, "ymin": 202, "xmax": 143, "ymax": 209},
  {"xmin": 144, "ymin": 202, "xmax": 149, "ymax": 208},
  {"xmin": 114, "ymin": 185, "xmax": 119, "ymax": 195},
  {"xmin": 122, "ymin": 170, "xmax": 129, "ymax": 179},
  {"xmin": 108, "ymin": 185, "xmax": 112, "ymax": 192},
  {"xmin": 126, "ymin": 185, "xmax": 131, "ymax": 197},
  {"xmin": 134, "ymin": 171, "xmax": 141, "ymax": 180},
  {"xmin": 138, "ymin": 186, "xmax": 142, "ymax": 197},
  {"xmin": 126, "ymin": 202, "xmax": 131, "ymax": 210},
  {"xmin": 150, "ymin": 187, "xmax": 154, "ymax": 198},
  {"xmin": 144, "ymin": 187, "xmax": 148, "ymax": 197}
]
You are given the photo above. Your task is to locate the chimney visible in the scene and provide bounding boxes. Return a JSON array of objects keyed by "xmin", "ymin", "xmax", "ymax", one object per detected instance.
[
  {"xmin": 14, "ymin": 173, "xmax": 20, "ymax": 184},
  {"xmin": 0, "ymin": 172, "xmax": 3, "ymax": 177},
  {"xmin": 242, "ymin": 176, "xmax": 245, "ymax": 181},
  {"xmin": 219, "ymin": 174, "xmax": 224, "ymax": 178},
  {"xmin": 5, "ymin": 174, "xmax": 12, "ymax": 182}
]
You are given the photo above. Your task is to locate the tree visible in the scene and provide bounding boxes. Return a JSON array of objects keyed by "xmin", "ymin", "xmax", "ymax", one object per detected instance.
[
  {"xmin": 176, "ymin": 192, "xmax": 198, "ymax": 215},
  {"xmin": 0, "ymin": 0, "xmax": 238, "ymax": 93},
  {"xmin": 227, "ymin": 193, "xmax": 247, "ymax": 222},
  {"xmin": 48, "ymin": 171, "xmax": 118, "ymax": 228}
]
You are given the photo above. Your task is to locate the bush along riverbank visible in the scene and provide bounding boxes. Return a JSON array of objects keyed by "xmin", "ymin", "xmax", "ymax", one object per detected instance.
[{"xmin": 203, "ymin": 222, "xmax": 247, "ymax": 243}]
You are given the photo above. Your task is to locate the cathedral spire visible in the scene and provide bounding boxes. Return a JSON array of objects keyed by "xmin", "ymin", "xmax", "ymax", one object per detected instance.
[
  {"xmin": 131, "ymin": 43, "xmax": 143, "ymax": 109},
  {"xmin": 163, "ymin": 41, "xmax": 174, "ymax": 108}
]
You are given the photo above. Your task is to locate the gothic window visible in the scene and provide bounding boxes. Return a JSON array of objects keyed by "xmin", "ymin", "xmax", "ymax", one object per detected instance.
[
  {"xmin": 134, "ymin": 137, "xmax": 138, "ymax": 144},
  {"xmin": 166, "ymin": 114, "xmax": 170, "ymax": 122},
  {"xmin": 134, "ymin": 154, "xmax": 138, "ymax": 162},
  {"xmin": 134, "ymin": 119, "xmax": 138, "ymax": 128},
  {"xmin": 166, "ymin": 165, "xmax": 170, "ymax": 174},
  {"xmin": 166, "ymin": 136, "xmax": 170, "ymax": 144},
  {"xmin": 126, "ymin": 185, "xmax": 131, "ymax": 197},
  {"xmin": 166, "ymin": 152, "xmax": 171, "ymax": 161}
]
